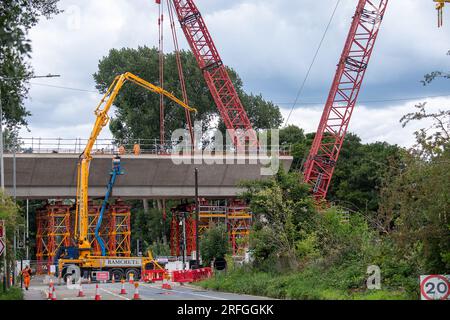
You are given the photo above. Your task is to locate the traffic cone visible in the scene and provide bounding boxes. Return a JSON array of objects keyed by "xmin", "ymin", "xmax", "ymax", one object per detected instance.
[
  {"xmin": 161, "ymin": 273, "xmax": 172, "ymax": 290},
  {"xmin": 112, "ymin": 277, "xmax": 115, "ymax": 284},
  {"xmin": 51, "ymin": 286, "xmax": 57, "ymax": 301},
  {"xmin": 94, "ymin": 284, "xmax": 101, "ymax": 301},
  {"xmin": 48, "ymin": 280, "xmax": 54, "ymax": 299},
  {"xmin": 133, "ymin": 283, "xmax": 140, "ymax": 300},
  {"xmin": 129, "ymin": 273, "xmax": 134, "ymax": 284},
  {"xmin": 119, "ymin": 280, "xmax": 127, "ymax": 295},
  {"xmin": 88, "ymin": 276, "xmax": 92, "ymax": 284},
  {"xmin": 77, "ymin": 284, "xmax": 85, "ymax": 298}
]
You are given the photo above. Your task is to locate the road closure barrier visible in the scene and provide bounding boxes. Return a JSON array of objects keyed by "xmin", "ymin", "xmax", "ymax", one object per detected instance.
[
  {"xmin": 142, "ymin": 269, "xmax": 166, "ymax": 283},
  {"xmin": 171, "ymin": 268, "xmax": 213, "ymax": 283}
]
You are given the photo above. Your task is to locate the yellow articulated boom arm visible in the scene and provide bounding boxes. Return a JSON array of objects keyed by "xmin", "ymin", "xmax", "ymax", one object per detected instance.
[
  {"xmin": 74, "ymin": 72, "xmax": 197, "ymax": 258},
  {"xmin": 435, "ymin": 0, "xmax": 450, "ymax": 27}
]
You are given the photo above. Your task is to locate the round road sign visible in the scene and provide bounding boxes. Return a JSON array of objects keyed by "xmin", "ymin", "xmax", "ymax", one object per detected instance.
[{"xmin": 420, "ymin": 275, "xmax": 450, "ymax": 300}]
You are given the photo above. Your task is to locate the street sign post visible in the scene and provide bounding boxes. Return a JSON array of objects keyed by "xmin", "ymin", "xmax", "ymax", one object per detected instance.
[
  {"xmin": 1, "ymin": 219, "xmax": 6, "ymax": 293},
  {"xmin": 0, "ymin": 239, "xmax": 5, "ymax": 257},
  {"xmin": 420, "ymin": 275, "xmax": 450, "ymax": 300},
  {"xmin": 96, "ymin": 271, "xmax": 110, "ymax": 282},
  {"xmin": 0, "ymin": 220, "xmax": 5, "ymax": 257},
  {"xmin": 17, "ymin": 238, "xmax": 24, "ymax": 249}
]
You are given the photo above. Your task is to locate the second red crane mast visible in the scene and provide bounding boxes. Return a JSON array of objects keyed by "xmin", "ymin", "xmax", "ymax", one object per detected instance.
[
  {"xmin": 170, "ymin": 0, "xmax": 257, "ymax": 147},
  {"xmin": 303, "ymin": 0, "xmax": 389, "ymax": 201}
]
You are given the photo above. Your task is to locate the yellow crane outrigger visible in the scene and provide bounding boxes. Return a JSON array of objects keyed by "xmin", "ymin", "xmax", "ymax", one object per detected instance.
[
  {"xmin": 74, "ymin": 72, "xmax": 197, "ymax": 259},
  {"xmin": 435, "ymin": 0, "xmax": 450, "ymax": 27}
]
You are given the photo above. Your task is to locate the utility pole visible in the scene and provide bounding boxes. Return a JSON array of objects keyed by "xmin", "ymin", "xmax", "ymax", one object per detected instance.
[
  {"xmin": 0, "ymin": 74, "xmax": 59, "ymax": 291},
  {"xmin": 0, "ymin": 74, "xmax": 60, "ymax": 191},
  {"xmin": 182, "ymin": 213, "xmax": 187, "ymax": 270},
  {"xmin": 1, "ymin": 220, "xmax": 6, "ymax": 292},
  {"xmin": 13, "ymin": 145, "xmax": 16, "ymax": 201},
  {"xmin": 0, "ymin": 84, "xmax": 4, "ymax": 191},
  {"xmin": 12, "ymin": 229, "xmax": 16, "ymax": 286},
  {"xmin": 26, "ymin": 199, "xmax": 29, "ymax": 260},
  {"xmin": 194, "ymin": 168, "xmax": 200, "ymax": 268}
]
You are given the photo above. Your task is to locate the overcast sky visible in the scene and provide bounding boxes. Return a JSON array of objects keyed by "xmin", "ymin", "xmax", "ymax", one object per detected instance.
[{"xmin": 20, "ymin": 0, "xmax": 450, "ymax": 147}]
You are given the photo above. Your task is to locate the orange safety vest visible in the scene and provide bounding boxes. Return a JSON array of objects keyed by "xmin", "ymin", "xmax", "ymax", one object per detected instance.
[{"xmin": 22, "ymin": 269, "xmax": 31, "ymax": 278}]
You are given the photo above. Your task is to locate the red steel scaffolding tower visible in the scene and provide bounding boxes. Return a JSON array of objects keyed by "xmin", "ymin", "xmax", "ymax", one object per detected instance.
[
  {"xmin": 170, "ymin": 200, "xmax": 252, "ymax": 258},
  {"xmin": 36, "ymin": 202, "xmax": 71, "ymax": 274},
  {"xmin": 303, "ymin": 0, "xmax": 389, "ymax": 200}
]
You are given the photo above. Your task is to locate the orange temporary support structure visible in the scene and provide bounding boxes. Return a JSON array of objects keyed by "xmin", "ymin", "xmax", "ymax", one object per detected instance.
[
  {"xmin": 87, "ymin": 202, "xmax": 103, "ymax": 256},
  {"xmin": 107, "ymin": 200, "xmax": 131, "ymax": 257}
]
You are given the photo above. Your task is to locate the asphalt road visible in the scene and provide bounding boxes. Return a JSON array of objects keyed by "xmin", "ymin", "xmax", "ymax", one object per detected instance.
[{"xmin": 25, "ymin": 279, "xmax": 270, "ymax": 301}]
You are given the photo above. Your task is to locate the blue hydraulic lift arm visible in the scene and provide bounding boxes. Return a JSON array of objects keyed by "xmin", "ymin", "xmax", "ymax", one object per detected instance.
[{"xmin": 95, "ymin": 156, "xmax": 124, "ymax": 256}]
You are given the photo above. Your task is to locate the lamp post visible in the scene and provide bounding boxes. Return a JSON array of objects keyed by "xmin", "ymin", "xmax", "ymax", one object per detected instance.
[
  {"xmin": 0, "ymin": 73, "xmax": 60, "ymax": 290},
  {"xmin": 0, "ymin": 74, "xmax": 60, "ymax": 191},
  {"xmin": 194, "ymin": 168, "xmax": 200, "ymax": 268}
]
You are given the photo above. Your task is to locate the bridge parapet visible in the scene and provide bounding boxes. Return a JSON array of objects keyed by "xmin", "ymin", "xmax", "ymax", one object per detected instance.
[{"xmin": 9, "ymin": 137, "xmax": 291, "ymax": 156}]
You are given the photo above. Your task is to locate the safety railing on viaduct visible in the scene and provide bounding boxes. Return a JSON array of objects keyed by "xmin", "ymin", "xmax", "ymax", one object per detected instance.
[{"xmin": 3, "ymin": 138, "xmax": 292, "ymax": 156}]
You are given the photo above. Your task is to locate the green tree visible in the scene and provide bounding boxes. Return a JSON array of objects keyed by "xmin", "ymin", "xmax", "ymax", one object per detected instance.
[
  {"xmin": 130, "ymin": 200, "xmax": 171, "ymax": 255},
  {"xmin": 327, "ymin": 133, "xmax": 402, "ymax": 213},
  {"xmin": 279, "ymin": 125, "xmax": 402, "ymax": 213},
  {"xmin": 0, "ymin": 192, "xmax": 22, "ymax": 289},
  {"xmin": 279, "ymin": 125, "xmax": 310, "ymax": 169},
  {"xmin": 199, "ymin": 224, "xmax": 230, "ymax": 266},
  {"xmin": 241, "ymin": 169, "xmax": 316, "ymax": 271},
  {"xmin": 378, "ymin": 64, "xmax": 450, "ymax": 273},
  {"xmin": 93, "ymin": 47, "xmax": 282, "ymax": 142},
  {"xmin": 0, "ymin": 0, "xmax": 60, "ymax": 128}
]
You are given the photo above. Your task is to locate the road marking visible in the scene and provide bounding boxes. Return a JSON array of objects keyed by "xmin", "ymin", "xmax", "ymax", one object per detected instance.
[
  {"xmin": 141, "ymin": 283, "xmax": 228, "ymax": 300},
  {"xmin": 100, "ymin": 288, "xmax": 130, "ymax": 300}
]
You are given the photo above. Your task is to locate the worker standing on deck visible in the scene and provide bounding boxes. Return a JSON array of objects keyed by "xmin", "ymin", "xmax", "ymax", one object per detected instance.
[{"xmin": 21, "ymin": 266, "xmax": 32, "ymax": 291}]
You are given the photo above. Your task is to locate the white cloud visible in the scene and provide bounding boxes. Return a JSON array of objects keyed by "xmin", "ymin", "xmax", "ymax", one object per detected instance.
[
  {"xmin": 282, "ymin": 96, "xmax": 450, "ymax": 147},
  {"xmin": 20, "ymin": 0, "xmax": 450, "ymax": 147}
]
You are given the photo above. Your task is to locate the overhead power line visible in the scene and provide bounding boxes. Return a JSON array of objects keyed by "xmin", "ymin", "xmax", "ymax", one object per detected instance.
[
  {"xmin": 30, "ymin": 81, "xmax": 450, "ymax": 107},
  {"xmin": 30, "ymin": 82, "xmax": 98, "ymax": 93},
  {"xmin": 284, "ymin": 0, "xmax": 341, "ymax": 127},
  {"xmin": 276, "ymin": 93, "xmax": 450, "ymax": 107}
]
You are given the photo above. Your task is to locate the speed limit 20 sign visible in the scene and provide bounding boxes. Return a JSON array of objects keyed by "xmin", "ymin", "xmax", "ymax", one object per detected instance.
[{"xmin": 420, "ymin": 275, "xmax": 450, "ymax": 300}]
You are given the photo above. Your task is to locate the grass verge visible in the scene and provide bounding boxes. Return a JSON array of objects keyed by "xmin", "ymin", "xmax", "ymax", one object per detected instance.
[
  {"xmin": 0, "ymin": 287, "xmax": 24, "ymax": 300},
  {"xmin": 198, "ymin": 266, "xmax": 414, "ymax": 300}
]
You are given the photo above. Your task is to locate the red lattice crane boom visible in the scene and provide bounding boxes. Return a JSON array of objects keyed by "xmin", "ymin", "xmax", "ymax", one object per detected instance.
[
  {"xmin": 170, "ymin": 0, "xmax": 258, "ymax": 147},
  {"xmin": 303, "ymin": 0, "xmax": 389, "ymax": 201}
]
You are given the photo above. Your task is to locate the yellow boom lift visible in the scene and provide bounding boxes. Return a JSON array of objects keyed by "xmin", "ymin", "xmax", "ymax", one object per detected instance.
[
  {"xmin": 435, "ymin": 0, "xmax": 450, "ymax": 27},
  {"xmin": 58, "ymin": 72, "xmax": 197, "ymax": 282}
]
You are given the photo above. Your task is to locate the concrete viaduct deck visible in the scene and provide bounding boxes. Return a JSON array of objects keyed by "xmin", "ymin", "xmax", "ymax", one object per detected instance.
[{"xmin": 2, "ymin": 153, "xmax": 293, "ymax": 200}]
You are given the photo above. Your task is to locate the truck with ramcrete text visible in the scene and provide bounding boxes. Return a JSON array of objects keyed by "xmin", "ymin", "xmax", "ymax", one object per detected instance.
[
  {"xmin": 58, "ymin": 252, "xmax": 164, "ymax": 282},
  {"xmin": 55, "ymin": 73, "xmax": 195, "ymax": 284}
]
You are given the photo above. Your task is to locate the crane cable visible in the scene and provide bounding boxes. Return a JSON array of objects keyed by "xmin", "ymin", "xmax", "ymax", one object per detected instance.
[
  {"xmin": 158, "ymin": 0, "xmax": 165, "ymax": 145},
  {"xmin": 284, "ymin": 0, "xmax": 341, "ymax": 127},
  {"xmin": 167, "ymin": 0, "xmax": 194, "ymax": 146}
]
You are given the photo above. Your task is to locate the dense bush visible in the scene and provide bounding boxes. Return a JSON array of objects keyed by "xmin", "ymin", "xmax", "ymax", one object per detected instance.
[
  {"xmin": 199, "ymin": 224, "xmax": 231, "ymax": 266},
  {"xmin": 0, "ymin": 287, "xmax": 23, "ymax": 300}
]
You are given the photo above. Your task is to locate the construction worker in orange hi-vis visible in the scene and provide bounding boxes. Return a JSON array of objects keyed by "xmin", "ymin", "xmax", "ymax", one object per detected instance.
[
  {"xmin": 133, "ymin": 144, "xmax": 141, "ymax": 155},
  {"xmin": 21, "ymin": 266, "xmax": 32, "ymax": 291}
]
